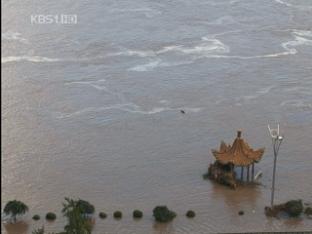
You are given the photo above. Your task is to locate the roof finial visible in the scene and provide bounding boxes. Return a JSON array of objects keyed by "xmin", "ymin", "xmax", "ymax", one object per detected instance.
[{"xmin": 237, "ymin": 130, "xmax": 242, "ymax": 138}]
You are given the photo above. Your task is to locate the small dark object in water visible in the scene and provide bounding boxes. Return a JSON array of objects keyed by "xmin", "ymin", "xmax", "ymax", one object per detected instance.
[
  {"xmin": 153, "ymin": 206, "xmax": 176, "ymax": 223},
  {"xmin": 45, "ymin": 212, "xmax": 56, "ymax": 221},
  {"xmin": 99, "ymin": 212, "xmax": 107, "ymax": 219},
  {"xmin": 32, "ymin": 214, "xmax": 40, "ymax": 221},
  {"xmin": 133, "ymin": 210, "xmax": 143, "ymax": 219},
  {"xmin": 186, "ymin": 210, "xmax": 196, "ymax": 218},
  {"xmin": 180, "ymin": 110, "xmax": 185, "ymax": 114},
  {"xmin": 238, "ymin": 210, "xmax": 244, "ymax": 216},
  {"xmin": 113, "ymin": 211, "xmax": 122, "ymax": 219}
]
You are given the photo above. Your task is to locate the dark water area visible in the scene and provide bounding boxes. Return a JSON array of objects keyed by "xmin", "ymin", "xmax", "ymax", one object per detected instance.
[{"xmin": 2, "ymin": 0, "xmax": 312, "ymax": 233}]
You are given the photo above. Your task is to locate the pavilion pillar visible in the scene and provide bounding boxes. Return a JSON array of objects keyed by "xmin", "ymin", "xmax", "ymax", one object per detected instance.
[
  {"xmin": 241, "ymin": 167, "xmax": 244, "ymax": 181},
  {"xmin": 247, "ymin": 165, "xmax": 250, "ymax": 182},
  {"xmin": 252, "ymin": 163, "xmax": 255, "ymax": 181}
]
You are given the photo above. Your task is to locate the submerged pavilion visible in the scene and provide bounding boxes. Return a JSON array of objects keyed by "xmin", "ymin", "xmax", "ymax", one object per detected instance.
[{"xmin": 207, "ymin": 130, "xmax": 265, "ymax": 188}]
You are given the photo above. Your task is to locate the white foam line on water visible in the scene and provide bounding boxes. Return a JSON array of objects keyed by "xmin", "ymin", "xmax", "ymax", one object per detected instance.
[
  {"xmin": 4, "ymin": 29, "xmax": 311, "ymax": 66},
  {"xmin": 127, "ymin": 29, "xmax": 312, "ymax": 71},
  {"xmin": 65, "ymin": 79, "xmax": 107, "ymax": 91},
  {"xmin": 275, "ymin": 0, "xmax": 312, "ymax": 9},
  {"xmin": 56, "ymin": 103, "xmax": 202, "ymax": 119},
  {"xmin": 128, "ymin": 59, "xmax": 195, "ymax": 71},
  {"xmin": 2, "ymin": 31, "xmax": 28, "ymax": 44},
  {"xmin": 201, "ymin": 29, "xmax": 312, "ymax": 59},
  {"xmin": 109, "ymin": 7, "xmax": 162, "ymax": 18},
  {"xmin": 108, "ymin": 50, "xmax": 156, "ymax": 58},
  {"xmin": 128, "ymin": 59, "xmax": 162, "ymax": 72},
  {"xmin": 114, "ymin": 37, "xmax": 229, "ymax": 60},
  {"xmin": 237, "ymin": 86, "xmax": 275, "ymax": 102},
  {"xmin": 280, "ymin": 100, "xmax": 312, "ymax": 109},
  {"xmin": 1, "ymin": 55, "xmax": 60, "ymax": 64},
  {"xmin": 64, "ymin": 79, "xmax": 128, "ymax": 103},
  {"xmin": 204, "ymin": 16, "xmax": 236, "ymax": 26}
]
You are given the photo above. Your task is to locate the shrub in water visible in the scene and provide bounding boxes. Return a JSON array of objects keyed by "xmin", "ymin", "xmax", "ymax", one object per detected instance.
[
  {"xmin": 285, "ymin": 200, "xmax": 303, "ymax": 217},
  {"xmin": 133, "ymin": 210, "xmax": 143, "ymax": 219},
  {"xmin": 99, "ymin": 212, "xmax": 107, "ymax": 219},
  {"xmin": 186, "ymin": 210, "xmax": 195, "ymax": 218},
  {"xmin": 113, "ymin": 211, "xmax": 122, "ymax": 219},
  {"xmin": 153, "ymin": 206, "xmax": 176, "ymax": 223},
  {"xmin": 77, "ymin": 199, "xmax": 95, "ymax": 215},
  {"xmin": 62, "ymin": 198, "xmax": 92, "ymax": 234},
  {"xmin": 45, "ymin": 212, "xmax": 56, "ymax": 221},
  {"xmin": 3, "ymin": 200, "xmax": 29, "ymax": 223},
  {"xmin": 304, "ymin": 207, "xmax": 312, "ymax": 216},
  {"xmin": 32, "ymin": 215, "xmax": 40, "ymax": 221},
  {"xmin": 32, "ymin": 227, "xmax": 45, "ymax": 234}
]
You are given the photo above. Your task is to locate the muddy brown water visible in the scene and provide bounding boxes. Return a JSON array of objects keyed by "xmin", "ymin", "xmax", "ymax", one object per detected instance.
[{"xmin": 2, "ymin": 0, "xmax": 312, "ymax": 233}]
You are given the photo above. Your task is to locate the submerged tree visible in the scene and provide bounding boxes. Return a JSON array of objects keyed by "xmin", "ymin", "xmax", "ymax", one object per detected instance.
[
  {"xmin": 153, "ymin": 206, "xmax": 176, "ymax": 223},
  {"xmin": 76, "ymin": 199, "xmax": 95, "ymax": 216},
  {"xmin": 62, "ymin": 197, "xmax": 92, "ymax": 234},
  {"xmin": 32, "ymin": 227, "xmax": 45, "ymax": 234},
  {"xmin": 32, "ymin": 226, "xmax": 64, "ymax": 234},
  {"xmin": 3, "ymin": 200, "xmax": 29, "ymax": 223}
]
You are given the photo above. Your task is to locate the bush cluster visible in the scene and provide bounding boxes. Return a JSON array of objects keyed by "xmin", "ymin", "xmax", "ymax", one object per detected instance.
[
  {"xmin": 133, "ymin": 210, "xmax": 143, "ymax": 219},
  {"xmin": 32, "ymin": 215, "xmax": 40, "ymax": 221},
  {"xmin": 186, "ymin": 210, "xmax": 195, "ymax": 218},
  {"xmin": 153, "ymin": 206, "xmax": 176, "ymax": 223},
  {"xmin": 99, "ymin": 212, "xmax": 107, "ymax": 219},
  {"xmin": 45, "ymin": 212, "xmax": 56, "ymax": 221},
  {"xmin": 113, "ymin": 211, "xmax": 122, "ymax": 219}
]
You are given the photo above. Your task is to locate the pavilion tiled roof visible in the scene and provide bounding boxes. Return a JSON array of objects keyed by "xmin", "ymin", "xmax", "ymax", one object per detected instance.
[{"xmin": 212, "ymin": 131, "xmax": 265, "ymax": 167}]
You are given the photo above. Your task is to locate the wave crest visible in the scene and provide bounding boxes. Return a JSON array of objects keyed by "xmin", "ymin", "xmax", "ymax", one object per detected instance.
[{"xmin": 2, "ymin": 56, "xmax": 60, "ymax": 64}]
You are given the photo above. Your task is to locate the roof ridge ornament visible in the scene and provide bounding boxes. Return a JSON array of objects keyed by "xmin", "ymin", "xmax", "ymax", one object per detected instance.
[{"xmin": 237, "ymin": 130, "xmax": 242, "ymax": 138}]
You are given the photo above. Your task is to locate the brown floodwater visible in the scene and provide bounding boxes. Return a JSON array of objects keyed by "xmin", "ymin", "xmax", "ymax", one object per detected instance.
[{"xmin": 2, "ymin": 0, "xmax": 312, "ymax": 233}]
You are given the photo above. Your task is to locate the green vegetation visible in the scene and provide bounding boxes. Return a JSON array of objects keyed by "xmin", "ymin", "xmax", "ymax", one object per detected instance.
[
  {"xmin": 204, "ymin": 163, "xmax": 237, "ymax": 189},
  {"xmin": 153, "ymin": 206, "xmax": 176, "ymax": 223},
  {"xmin": 76, "ymin": 199, "xmax": 95, "ymax": 215},
  {"xmin": 32, "ymin": 226, "xmax": 62, "ymax": 234},
  {"xmin": 3, "ymin": 200, "xmax": 29, "ymax": 223},
  {"xmin": 304, "ymin": 207, "xmax": 312, "ymax": 216},
  {"xmin": 32, "ymin": 227, "xmax": 45, "ymax": 234},
  {"xmin": 62, "ymin": 197, "xmax": 92, "ymax": 234},
  {"xmin": 284, "ymin": 200, "xmax": 303, "ymax": 217},
  {"xmin": 32, "ymin": 214, "xmax": 40, "ymax": 221},
  {"xmin": 265, "ymin": 199, "xmax": 304, "ymax": 218},
  {"xmin": 46, "ymin": 212, "xmax": 57, "ymax": 221},
  {"xmin": 99, "ymin": 212, "xmax": 107, "ymax": 219},
  {"xmin": 113, "ymin": 211, "xmax": 122, "ymax": 219},
  {"xmin": 133, "ymin": 210, "xmax": 143, "ymax": 219},
  {"xmin": 186, "ymin": 210, "xmax": 195, "ymax": 218}
]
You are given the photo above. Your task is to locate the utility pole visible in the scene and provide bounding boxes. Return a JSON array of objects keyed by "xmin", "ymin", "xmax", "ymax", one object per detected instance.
[{"xmin": 268, "ymin": 124, "xmax": 283, "ymax": 207}]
